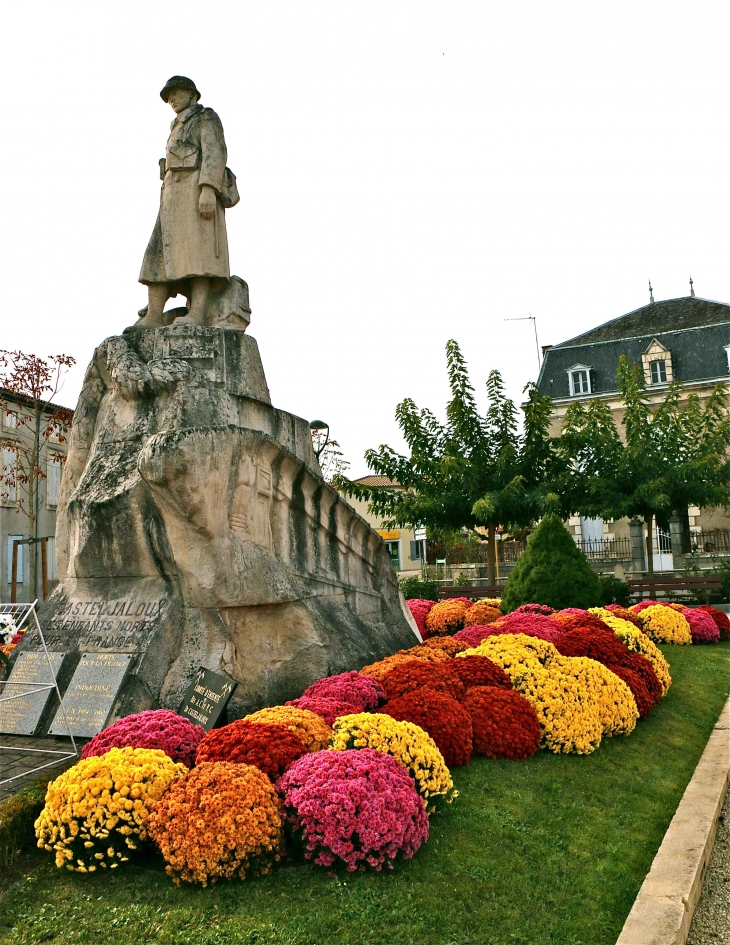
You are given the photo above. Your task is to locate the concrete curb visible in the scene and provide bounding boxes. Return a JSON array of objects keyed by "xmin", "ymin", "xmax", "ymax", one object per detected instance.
[{"xmin": 616, "ymin": 697, "xmax": 730, "ymax": 945}]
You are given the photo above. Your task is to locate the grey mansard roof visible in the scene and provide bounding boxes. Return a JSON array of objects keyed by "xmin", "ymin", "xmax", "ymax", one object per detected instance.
[{"xmin": 536, "ymin": 296, "xmax": 730, "ymax": 400}]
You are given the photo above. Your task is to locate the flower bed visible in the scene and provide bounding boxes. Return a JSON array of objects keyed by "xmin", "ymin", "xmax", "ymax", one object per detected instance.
[
  {"xmin": 195, "ymin": 720, "xmax": 307, "ymax": 780},
  {"xmin": 35, "ymin": 747, "xmax": 185, "ymax": 871},
  {"xmin": 147, "ymin": 762, "xmax": 283, "ymax": 885},
  {"xmin": 462, "ymin": 686, "xmax": 541, "ymax": 759},
  {"xmin": 330, "ymin": 713, "xmax": 455, "ymax": 810},
  {"xmin": 277, "ymin": 748, "xmax": 428, "ymax": 871},
  {"xmin": 82, "ymin": 710, "xmax": 204, "ymax": 768},
  {"xmin": 379, "ymin": 688, "xmax": 473, "ymax": 767}
]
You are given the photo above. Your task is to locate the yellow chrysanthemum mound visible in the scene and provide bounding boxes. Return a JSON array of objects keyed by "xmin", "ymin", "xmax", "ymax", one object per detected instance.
[
  {"xmin": 590, "ymin": 608, "xmax": 672, "ymax": 696},
  {"xmin": 632, "ymin": 605, "xmax": 692, "ymax": 646},
  {"xmin": 459, "ymin": 634, "xmax": 637, "ymax": 753},
  {"xmin": 35, "ymin": 747, "xmax": 186, "ymax": 872},
  {"xmin": 330, "ymin": 713, "xmax": 455, "ymax": 810},
  {"xmin": 243, "ymin": 706, "xmax": 331, "ymax": 752},
  {"xmin": 477, "ymin": 598, "xmax": 502, "ymax": 608}
]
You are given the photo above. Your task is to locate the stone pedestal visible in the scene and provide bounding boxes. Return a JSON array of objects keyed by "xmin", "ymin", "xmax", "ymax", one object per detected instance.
[
  {"xmin": 629, "ymin": 518, "xmax": 646, "ymax": 574},
  {"xmin": 20, "ymin": 311, "xmax": 418, "ymax": 730}
]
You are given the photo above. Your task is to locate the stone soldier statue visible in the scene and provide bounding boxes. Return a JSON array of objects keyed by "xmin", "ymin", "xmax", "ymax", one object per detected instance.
[{"xmin": 135, "ymin": 76, "xmax": 239, "ymax": 329}]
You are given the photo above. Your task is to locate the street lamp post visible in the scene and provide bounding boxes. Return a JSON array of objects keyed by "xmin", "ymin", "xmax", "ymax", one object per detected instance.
[{"xmin": 309, "ymin": 420, "xmax": 330, "ymax": 461}]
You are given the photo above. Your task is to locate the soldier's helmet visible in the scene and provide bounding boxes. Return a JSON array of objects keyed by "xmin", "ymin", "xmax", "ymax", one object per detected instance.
[{"xmin": 160, "ymin": 76, "xmax": 201, "ymax": 102}]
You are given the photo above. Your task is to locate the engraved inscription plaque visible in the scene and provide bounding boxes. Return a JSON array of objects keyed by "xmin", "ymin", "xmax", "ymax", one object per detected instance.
[
  {"xmin": 49, "ymin": 653, "xmax": 132, "ymax": 737},
  {"xmin": 178, "ymin": 667, "xmax": 237, "ymax": 731},
  {"xmin": 0, "ymin": 651, "xmax": 66, "ymax": 735}
]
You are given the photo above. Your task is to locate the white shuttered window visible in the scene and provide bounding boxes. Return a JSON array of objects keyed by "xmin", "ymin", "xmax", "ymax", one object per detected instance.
[{"xmin": 47, "ymin": 454, "xmax": 62, "ymax": 508}]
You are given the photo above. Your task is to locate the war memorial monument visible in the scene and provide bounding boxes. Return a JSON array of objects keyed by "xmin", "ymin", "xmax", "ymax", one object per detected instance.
[{"xmin": 10, "ymin": 76, "xmax": 418, "ymax": 736}]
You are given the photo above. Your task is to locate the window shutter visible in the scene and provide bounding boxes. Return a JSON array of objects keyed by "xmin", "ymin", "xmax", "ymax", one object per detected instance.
[
  {"xmin": 47, "ymin": 455, "xmax": 62, "ymax": 508},
  {"xmin": 2, "ymin": 448, "xmax": 17, "ymax": 503}
]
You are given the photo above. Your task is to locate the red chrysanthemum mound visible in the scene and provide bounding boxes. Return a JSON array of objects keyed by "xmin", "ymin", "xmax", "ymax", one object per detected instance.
[
  {"xmin": 462, "ymin": 686, "xmax": 541, "ymax": 759},
  {"xmin": 195, "ymin": 720, "xmax": 307, "ymax": 780},
  {"xmin": 555, "ymin": 627, "xmax": 633, "ymax": 668},
  {"xmin": 608, "ymin": 666, "xmax": 653, "ymax": 719},
  {"xmin": 682, "ymin": 608, "xmax": 721, "ymax": 644},
  {"xmin": 624, "ymin": 652, "xmax": 662, "ymax": 709},
  {"xmin": 551, "ymin": 612, "xmax": 612, "ymax": 635},
  {"xmin": 463, "ymin": 602, "xmax": 502, "ymax": 626},
  {"xmin": 698, "ymin": 606, "xmax": 730, "ymax": 641},
  {"xmin": 511, "ymin": 603, "xmax": 556, "ymax": 616},
  {"xmin": 284, "ymin": 696, "xmax": 359, "ymax": 726},
  {"xmin": 453, "ymin": 625, "xmax": 497, "ymax": 648},
  {"xmin": 605, "ymin": 605, "xmax": 644, "ymax": 628},
  {"xmin": 492, "ymin": 612, "xmax": 563, "ymax": 643},
  {"xmin": 380, "ymin": 659, "xmax": 466, "ymax": 703},
  {"xmin": 406, "ymin": 599, "xmax": 436, "ymax": 638},
  {"xmin": 379, "ymin": 687, "xmax": 473, "ymax": 767},
  {"xmin": 276, "ymin": 748, "xmax": 429, "ymax": 871},
  {"xmin": 450, "ymin": 655, "xmax": 513, "ymax": 692},
  {"xmin": 81, "ymin": 709, "xmax": 204, "ymax": 768},
  {"xmin": 302, "ymin": 671, "xmax": 386, "ymax": 711}
]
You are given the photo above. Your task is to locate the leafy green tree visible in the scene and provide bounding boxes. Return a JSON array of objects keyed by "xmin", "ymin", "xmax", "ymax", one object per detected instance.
[
  {"xmin": 501, "ymin": 513, "xmax": 601, "ymax": 611},
  {"xmin": 337, "ymin": 340, "xmax": 556, "ymax": 584},
  {"xmin": 555, "ymin": 356, "xmax": 730, "ymax": 576}
]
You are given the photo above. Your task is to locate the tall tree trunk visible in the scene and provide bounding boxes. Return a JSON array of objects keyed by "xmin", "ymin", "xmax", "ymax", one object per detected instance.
[
  {"xmin": 29, "ymin": 401, "xmax": 41, "ymax": 600},
  {"xmin": 644, "ymin": 512, "xmax": 654, "ymax": 579},
  {"xmin": 487, "ymin": 523, "xmax": 497, "ymax": 586}
]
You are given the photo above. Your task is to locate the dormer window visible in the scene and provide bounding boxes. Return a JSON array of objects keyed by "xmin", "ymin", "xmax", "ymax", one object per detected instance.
[
  {"xmin": 650, "ymin": 360, "xmax": 667, "ymax": 384},
  {"xmin": 567, "ymin": 365, "xmax": 592, "ymax": 396},
  {"xmin": 642, "ymin": 339, "xmax": 673, "ymax": 385}
]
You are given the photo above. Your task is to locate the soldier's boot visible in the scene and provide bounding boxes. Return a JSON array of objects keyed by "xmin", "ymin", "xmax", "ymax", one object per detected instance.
[
  {"xmin": 175, "ymin": 277, "xmax": 210, "ymax": 327},
  {"xmin": 132, "ymin": 284, "xmax": 170, "ymax": 329}
]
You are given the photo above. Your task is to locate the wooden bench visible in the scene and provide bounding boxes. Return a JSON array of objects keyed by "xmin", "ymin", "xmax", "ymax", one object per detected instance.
[
  {"xmin": 438, "ymin": 585, "xmax": 504, "ymax": 601},
  {"xmin": 628, "ymin": 575, "xmax": 723, "ymax": 605}
]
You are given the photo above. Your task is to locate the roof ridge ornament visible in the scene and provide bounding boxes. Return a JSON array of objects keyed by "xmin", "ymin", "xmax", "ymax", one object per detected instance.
[
  {"xmin": 689, "ymin": 275, "xmax": 695, "ymax": 298},
  {"xmin": 649, "ymin": 280, "xmax": 654, "ymax": 304}
]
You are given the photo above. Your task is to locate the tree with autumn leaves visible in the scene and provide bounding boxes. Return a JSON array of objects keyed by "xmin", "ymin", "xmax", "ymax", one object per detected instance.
[{"xmin": 0, "ymin": 350, "xmax": 75, "ymax": 597}]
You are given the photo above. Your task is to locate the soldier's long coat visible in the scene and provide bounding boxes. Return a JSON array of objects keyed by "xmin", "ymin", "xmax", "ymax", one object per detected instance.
[{"xmin": 140, "ymin": 104, "xmax": 230, "ymax": 289}]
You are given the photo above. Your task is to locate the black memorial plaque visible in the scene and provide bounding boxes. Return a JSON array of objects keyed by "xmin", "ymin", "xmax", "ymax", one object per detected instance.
[
  {"xmin": 49, "ymin": 652, "xmax": 132, "ymax": 737},
  {"xmin": 0, "ymin": 651, "xmax": 66, "ymax": 735},
  {"xmin": 178, "ymin": 668, "xmax": 237, "ymax": 731}
]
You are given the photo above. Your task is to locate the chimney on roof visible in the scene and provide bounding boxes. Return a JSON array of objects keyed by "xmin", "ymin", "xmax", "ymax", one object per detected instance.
[
  {"xmin": 648, "ymin": 280, "xmax": 654, "ymax": 304},
  {"xmin": 689, "ymin": 275, "xmax": 695, "ymax": 298}
]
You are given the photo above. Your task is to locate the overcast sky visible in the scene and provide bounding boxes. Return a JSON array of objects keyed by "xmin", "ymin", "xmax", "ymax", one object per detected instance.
[{"xmin": 1, "ymin": 1, "xmax": 728, "ymax": 476}]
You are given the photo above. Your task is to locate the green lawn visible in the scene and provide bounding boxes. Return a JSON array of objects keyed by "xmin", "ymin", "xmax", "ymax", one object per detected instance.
[{"xmin": 1, "ymin": 642, "xmax": 728, "ymax": 945}]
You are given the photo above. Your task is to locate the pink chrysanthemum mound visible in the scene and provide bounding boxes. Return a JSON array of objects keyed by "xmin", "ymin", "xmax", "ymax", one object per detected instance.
[
  {"xmin": 511, "ymin": 603, "xmax": 556, "ymax": 616},
  {"xmin": 406, "ymin": 599, "xmax": 437, "ymax": 638},
  {"xmin": 490, "ymin": 612, "xmax": 563, "ymax": 643},
  {"xmin": 682, "ymin": 608, "xmax": 720, "ymax": 644},
  {"xmin": 698, "ymin": 606, "xmax": 730, "ymax": 641},
  {"xmin": 285, "ymin": 696, "xmax": 359, "ymax": 725},
  {"xmin": 276, "ymin": 748, "xmax": 429, "ymax": 871},
  {"xmin": 302, "ymin": 671, "xmax": 386, "ymax": 711},
  {"xmin": 81, "ymin": 709, "xmax": 204, "ymax": 768},
  {"xmin": 454, "ymin": 625, "xmax": 497, "ymax": 648}
]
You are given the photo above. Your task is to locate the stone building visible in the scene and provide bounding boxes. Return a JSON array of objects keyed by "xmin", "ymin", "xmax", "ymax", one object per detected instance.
[
  {"xmin": 344, "ymin": 475, "xmax": 425, "ymax": 577},
  {"xmin": 0, "ymin": 391, "xmax": 71, "ymax": 602},
  {"xmin": 536, "ymin": 292, "xmax": 730, "ymax": 573}
]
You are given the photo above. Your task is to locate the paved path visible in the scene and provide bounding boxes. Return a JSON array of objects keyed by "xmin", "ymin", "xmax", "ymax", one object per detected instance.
[
  {"xmin": 0, "ymin": 734, "xmax": 78, "ymax": 801},
  {"xmin": 687, "ymin": 785, "xmax": 730, "ymax": 945}
]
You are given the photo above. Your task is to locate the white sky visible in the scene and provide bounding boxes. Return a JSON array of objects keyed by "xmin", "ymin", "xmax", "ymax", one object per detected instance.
[{"xmin": 1, "ymin": 1, "xmax": 728, "ymax": 477}]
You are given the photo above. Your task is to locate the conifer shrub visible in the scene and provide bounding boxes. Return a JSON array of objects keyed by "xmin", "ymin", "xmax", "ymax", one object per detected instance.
[{"xmin": 501, "ymin": 515, "xmax": 602, "ymax": 612}]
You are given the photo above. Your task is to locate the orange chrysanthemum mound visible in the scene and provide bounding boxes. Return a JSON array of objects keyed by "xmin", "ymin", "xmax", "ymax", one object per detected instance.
[
  {"xmin": 462, "ymin": 687, "xmax": 541, "ymax": 759},
  {"xmin": 551, "ymin": 612, "xmax": 612, "ymax": 635},
  {"xmin": 147, "ymin": 762, "xmax": 283, "ymax": 886},
  {"xmin": 195, "ymin": 720, "xmax": 307, "ymax": 780},
  {"xmin": 463, "ymin": 602, "xmax": 502, "ymax": 627},
  {"xmin": 408, "ymin": 636, "xmax": 471, "ymax": 658},
  {"xmin": 449, "ymin": 654, "xmax": 513, "ymax": 692},
  {"xmin": 243, "ymin": 707, "xmax": 332, "ymax": 752},
  {"xmin": 360, "ymin": 649, "xmax": 450, "ymax": 681},
  {"xmin": 604, "ymin": 605, "xmax": 644, "ymax": 628},
  {"xmin": 425, "ymin": 599, "xmax": 472, "ymax": 636},
  {"xmin": 381, "ymin": 659, "xmax": 466, "ymax": 703},
  {"xmin": 379, "ymin": 687, "xmax": 473, "ymax": 767}
]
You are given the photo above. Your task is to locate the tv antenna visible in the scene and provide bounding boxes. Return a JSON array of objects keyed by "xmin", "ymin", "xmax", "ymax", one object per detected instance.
[{"xmin": 504, "ymin": 314, "xmax": 541, "ymax": 370}]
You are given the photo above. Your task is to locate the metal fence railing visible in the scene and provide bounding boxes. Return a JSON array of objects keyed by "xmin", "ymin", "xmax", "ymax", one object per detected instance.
[{"xmin": 690, "ymin": 529, "xmax": 730, "ymax": 555}]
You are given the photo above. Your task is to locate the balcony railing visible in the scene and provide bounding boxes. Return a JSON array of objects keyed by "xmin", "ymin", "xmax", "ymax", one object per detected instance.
[{"xmin": 579, "ymin": 537, "xmax": 632, "ymax": 560}]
